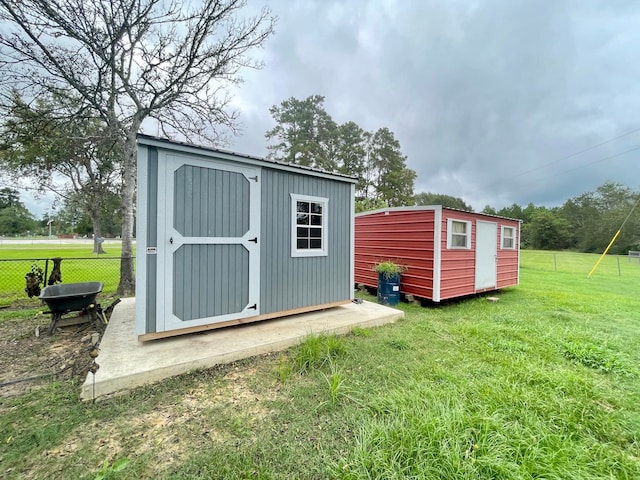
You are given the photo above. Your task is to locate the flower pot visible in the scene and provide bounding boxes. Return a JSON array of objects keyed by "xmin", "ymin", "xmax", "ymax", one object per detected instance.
[{"xmin": 377, "ymin": 272, "xmax": 400, "ymax": 306}]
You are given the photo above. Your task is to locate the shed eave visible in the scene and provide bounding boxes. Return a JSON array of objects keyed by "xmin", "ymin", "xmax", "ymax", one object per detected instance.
[
  {"xmin": 355, "ymin": 205, "xmax": 440, "ymax": 217},
  {"xmin": 355, "ymin": 205, "xmax": 521, "ymax": 222},
  {"xmin": 137, "ymin": 134, "xmax": 358, "ymax": 184}
]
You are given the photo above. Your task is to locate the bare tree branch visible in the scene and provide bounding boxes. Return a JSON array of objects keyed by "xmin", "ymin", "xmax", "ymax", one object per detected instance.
[{"xmin": 0, "ymin": 0, "xmax": 276, "ymax": 294}]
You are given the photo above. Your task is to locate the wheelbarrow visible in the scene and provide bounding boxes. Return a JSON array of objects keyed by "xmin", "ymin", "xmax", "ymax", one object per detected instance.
[{"xmin": 38, "ymin": 282, "xmax": 106, "ymax": 334}]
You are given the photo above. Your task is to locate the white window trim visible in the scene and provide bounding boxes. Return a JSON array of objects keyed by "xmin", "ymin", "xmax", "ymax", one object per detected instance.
[
  {"xmin": 501, "ymin": 225, "xmax": 516, "ymax": 250},
  {"xmin": 447, "ymin": 219, "xmax": 471, "ymax": 249},
  {"xmin": 290, "ymin": 193, "xmax": 329, "ymax": 257}
]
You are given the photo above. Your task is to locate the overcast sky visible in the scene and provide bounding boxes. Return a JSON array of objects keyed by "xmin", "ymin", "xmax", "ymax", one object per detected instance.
[
  {"xmin": 20, "ymin": 0, "xmax": 640, "ymax": 215},
  {"xmin": 221, "ymin": 0, "xmax": 640, "ymax": 212}
]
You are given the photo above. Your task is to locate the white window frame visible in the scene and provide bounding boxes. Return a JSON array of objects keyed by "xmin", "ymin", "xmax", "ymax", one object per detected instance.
[
  {"xmin": 501, "ymin": 225, "xmax": 516, "ymax": 250},
  {"xmin": 290, "ymin": 193, "xmax": 329, "ymax": 257},
  {"xmin": 447, "ymin": 219, "xmax": 471, "ymax": 249}
]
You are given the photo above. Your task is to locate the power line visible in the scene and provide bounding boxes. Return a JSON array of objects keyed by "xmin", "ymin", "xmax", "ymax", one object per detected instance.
[
  {"xmin": 485, "ymin": 125, "xmax": 640, "ymax": 189},
  {"xmin": 514, "ymin": 144, "xmax": 640, "ymax": 193}
]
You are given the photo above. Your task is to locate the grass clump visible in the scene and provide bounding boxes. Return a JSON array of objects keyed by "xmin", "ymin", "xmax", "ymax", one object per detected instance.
[
  {"xmin": 561, "ymin": 340, "xmax": 627, "ymax": 375},
  {"xmin": 350, "ymin": 326, "xmax": 371, "ymax": 337},
  {"xmin": 291, "ymin": 333, "xmax": 347, "ymax": 374},
  {"xmin": 386, "ymin": 339, "xmax": 411, "ymax": 350}
]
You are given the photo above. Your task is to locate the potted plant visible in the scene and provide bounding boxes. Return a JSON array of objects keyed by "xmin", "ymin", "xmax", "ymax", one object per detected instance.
[{"xmin": 374, "ymin": 261, "xmax": 405, "ymax": 306}]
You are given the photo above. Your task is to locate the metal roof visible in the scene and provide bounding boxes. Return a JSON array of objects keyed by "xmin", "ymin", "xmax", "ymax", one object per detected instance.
[
  {"xmin": 356, "ymin": 205, "xmax": 522, "ymax": 222},
  {"xmin": 137, "ymin": 133, "xmax": 358, "ymax": 184}
]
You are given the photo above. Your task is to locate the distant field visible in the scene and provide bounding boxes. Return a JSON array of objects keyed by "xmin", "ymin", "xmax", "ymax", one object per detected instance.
[
  {"xmin": 521, "ymin": 249, "xmax": 639, "ymax": 278},
  {"xmin": 0, "ymin": 242, "xmax": 134, "ymax": 307},
  {"xmin": 0, "ymin": 240, "xmax": 130, "ymax": 259}
]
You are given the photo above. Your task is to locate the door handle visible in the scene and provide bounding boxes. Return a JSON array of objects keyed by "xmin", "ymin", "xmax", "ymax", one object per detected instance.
[{"xmin": 169, "ymin": 237, "xmax": 173, "ymax": 244}]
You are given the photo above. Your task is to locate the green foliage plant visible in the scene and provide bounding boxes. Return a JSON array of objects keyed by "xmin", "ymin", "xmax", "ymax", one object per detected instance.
[
  {"xmin": 276, "ymin": 354, "xmax": 293, "ymax": 382},
  {"xmin": 374, "ymin": 261, "xmax": 406, "ymax": 280},
  {"xmin": 561, "ymin": 340, "xmax": 628, "ymax": 375},
  {"xmin": 94, "ymin": 458, "xmax": 130, "ymax": 480}
]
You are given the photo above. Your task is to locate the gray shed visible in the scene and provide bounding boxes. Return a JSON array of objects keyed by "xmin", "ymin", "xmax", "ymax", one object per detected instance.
[{"xmin": 135, "ymin": 134, "xmax": 357, "ymax": 340}]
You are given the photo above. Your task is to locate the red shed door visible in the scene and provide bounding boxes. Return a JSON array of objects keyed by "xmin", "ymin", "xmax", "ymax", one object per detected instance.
[{"xmin": 475, "ymin": 221, "xmax": 497, "ymax": 290}]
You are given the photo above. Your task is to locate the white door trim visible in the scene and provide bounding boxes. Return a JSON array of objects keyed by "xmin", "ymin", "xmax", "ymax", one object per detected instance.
[{"xmin": 157, "ymin": 152, "xmax": 261, "ymax": 332}]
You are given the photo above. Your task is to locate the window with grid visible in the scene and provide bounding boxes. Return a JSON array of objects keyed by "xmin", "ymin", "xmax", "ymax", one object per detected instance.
[
  {"xmin": 501, "ymin": 226, "xmax": 515, "ymax": 249},
  {"xmin": 447, "ymin": 219, "xmax": 471, "ymax": 249},
  {"xmin": 291, "ymin": 194, "xmax": 328, "ymax": 257}
]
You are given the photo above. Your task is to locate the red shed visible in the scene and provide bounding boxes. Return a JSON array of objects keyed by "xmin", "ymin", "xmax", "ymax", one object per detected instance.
[{"xmin": 355, "ymin": 206, "xmax": 521, "ymax": 302}]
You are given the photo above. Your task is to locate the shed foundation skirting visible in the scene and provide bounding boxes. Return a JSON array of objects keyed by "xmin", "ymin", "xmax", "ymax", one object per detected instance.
[{"xmin": 139, "ymin": 300, "xmax": 352, "ymax": 341}]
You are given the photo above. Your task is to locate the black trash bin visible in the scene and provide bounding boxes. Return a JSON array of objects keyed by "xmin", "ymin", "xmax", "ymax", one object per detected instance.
[{"xmin": 377, "ymin": 272, "xmax": 401, "ymax": 306}]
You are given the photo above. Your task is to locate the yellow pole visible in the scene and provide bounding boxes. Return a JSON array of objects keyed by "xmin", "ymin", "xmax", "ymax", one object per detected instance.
[{"xmin": 588, "ymin": 230, "xmax": 621, "ymax": 277}]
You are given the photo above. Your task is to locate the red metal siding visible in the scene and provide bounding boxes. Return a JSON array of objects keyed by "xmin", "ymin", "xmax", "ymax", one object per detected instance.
[
  {"xmin": 355, "ymin": 209, "xmax": 436, "ymax": 299},
  {"xmin": 439, "ymin": 210, "xmax": 477, "ymax": 300},
  {"xmin": 497, "ymin": 219, "xmax": 520, "ymax": 288}
]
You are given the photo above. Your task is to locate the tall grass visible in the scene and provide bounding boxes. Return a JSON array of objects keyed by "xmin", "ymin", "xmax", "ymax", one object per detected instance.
[{"xmin": 332, "ymin": 251, "xmax": 640, "ymax": 479}]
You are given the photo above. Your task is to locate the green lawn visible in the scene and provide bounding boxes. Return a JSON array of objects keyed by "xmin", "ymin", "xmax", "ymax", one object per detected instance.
[
  {"xmin": 0, "ymin": 250, "xmax": 639, "ymax": 479},
  {"xmin": 0, "ymin": 243, "xmax": 132, "ymax": 307}
]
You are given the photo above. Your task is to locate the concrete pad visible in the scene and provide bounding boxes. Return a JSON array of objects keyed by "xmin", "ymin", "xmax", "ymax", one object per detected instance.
[{"xmin": 81, "ymin": 298, "xmax": 403, "ymax": 400}]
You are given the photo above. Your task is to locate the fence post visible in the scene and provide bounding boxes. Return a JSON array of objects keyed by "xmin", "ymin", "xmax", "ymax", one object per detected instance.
[{"xmin": 618, "ymin": 256, "xmax": 621, "ymax": 277}]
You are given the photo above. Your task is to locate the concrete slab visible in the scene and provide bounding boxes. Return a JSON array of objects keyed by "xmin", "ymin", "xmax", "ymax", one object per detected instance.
[{"xmin": 81, "ymin": 298, "xmax": 403, "ymax": 400}]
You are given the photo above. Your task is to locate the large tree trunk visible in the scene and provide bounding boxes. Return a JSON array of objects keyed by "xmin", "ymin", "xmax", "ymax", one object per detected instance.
[
  {"xmin": 117, "ymin": 125, "xmax": 139, "ymax": 296},
  {"xmin": 91, "ymin": 210, "xmax": 107, "ymax": 255}
]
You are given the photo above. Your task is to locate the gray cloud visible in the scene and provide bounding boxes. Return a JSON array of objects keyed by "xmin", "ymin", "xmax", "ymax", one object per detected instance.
[{"xmin": 229, "ymin": 0, "xmax": 640, "ymax": 210}]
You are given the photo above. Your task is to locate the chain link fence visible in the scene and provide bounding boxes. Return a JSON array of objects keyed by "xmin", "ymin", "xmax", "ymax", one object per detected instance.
[
  {"xmin": 0, "ymin": 256, "xmax": 128, "ymax": 308},
  {"xmin": 521, "ymin": 250, "xmax": 640, "ymax": 277}
]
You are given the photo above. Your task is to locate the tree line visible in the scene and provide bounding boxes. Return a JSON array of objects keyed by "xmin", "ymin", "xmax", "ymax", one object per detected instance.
[{"xmin": 482, "ymin": 182, "xmax": 640, "ymax": 254}]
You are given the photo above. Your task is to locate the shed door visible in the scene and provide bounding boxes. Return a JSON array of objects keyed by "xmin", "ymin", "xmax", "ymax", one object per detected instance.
[
  {"xmin": 475, "ymin": 221, "xmax": 497, "ymax": 290},
  {"xmin": 159, "ymin": 153, "xmax": 261, "ymax": 332}
]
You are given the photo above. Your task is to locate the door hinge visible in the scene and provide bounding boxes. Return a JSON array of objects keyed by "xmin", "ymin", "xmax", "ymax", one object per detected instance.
[
  {"xmin": 248, "ymin": 175, "xmax": 258, "ymax": 182},
  {"xmin": 248, "ymin": 304, "xmax": 257, "ymax": 310},
  {"xmin": 249, "ymin": 237, "xmax": 258, "ymax": 244}
]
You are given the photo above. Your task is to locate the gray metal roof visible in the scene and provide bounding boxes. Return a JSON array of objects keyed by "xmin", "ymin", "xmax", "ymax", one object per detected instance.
[{"xmin": 137, "ymin": 133, "xmax": 358, "ymax": 184}]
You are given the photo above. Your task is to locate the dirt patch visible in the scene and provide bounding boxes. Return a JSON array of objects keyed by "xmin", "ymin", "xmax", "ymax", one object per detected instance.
[
  {"xmin": 0, "ymin": 309, "xmax": 108, "ymax": 397},
  {"xmin": 219, "ymin": 366, "xmax": 279, "ymax": 418}
]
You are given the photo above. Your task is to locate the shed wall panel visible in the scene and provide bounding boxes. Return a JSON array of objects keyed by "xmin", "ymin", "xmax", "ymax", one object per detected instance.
[
  {"xmin": 145, "ymin": 147, "xmax": 158, "ymax": 333},
  {"xmin": 439, "ymin": 210, "xmax": 478, "ymax": 299},
  {"xmin": 496, "ymin": 219, "xmax": 521, "ymax": 288},
  {"xmin": 355, "ymin": 209, "xmax": 436, "ymax": 299},
  {"xmin": 260, "ymin": 169, "xmax": 352, "ymax": 314}
]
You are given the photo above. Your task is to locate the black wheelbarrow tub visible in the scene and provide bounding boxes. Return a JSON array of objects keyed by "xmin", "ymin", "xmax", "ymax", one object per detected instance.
[{"xmin": 39, "ymin": 282, "xmax": 104, "ymax": 313}]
